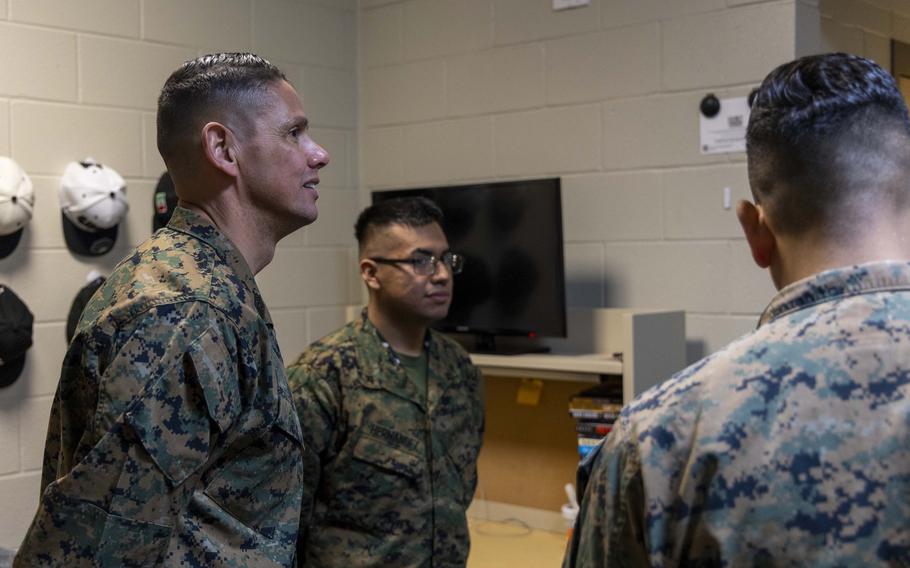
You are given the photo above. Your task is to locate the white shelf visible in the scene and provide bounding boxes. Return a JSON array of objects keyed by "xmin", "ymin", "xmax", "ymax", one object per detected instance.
[
  {"xmin": 468, "ymin": 308, "xmax": 686, "ymax": 403},
  {"xmin": 470, "ymin": 353, "xmax": 622, "ymax": 383}
]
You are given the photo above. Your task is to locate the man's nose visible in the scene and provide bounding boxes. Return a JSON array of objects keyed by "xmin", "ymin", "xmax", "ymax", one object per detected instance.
[
  {"xmin": 431, "ymin": 260, "xmax": 451, "ymax": 281},
  {"xmin": 308, "ymin": 141, "xmax": 330, "ymax": 169}
]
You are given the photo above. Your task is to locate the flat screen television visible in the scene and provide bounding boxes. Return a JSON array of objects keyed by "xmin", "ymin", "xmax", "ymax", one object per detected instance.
[{"xmin": 372, "ymin": 178, "xmax": 566, "ymax": 354}]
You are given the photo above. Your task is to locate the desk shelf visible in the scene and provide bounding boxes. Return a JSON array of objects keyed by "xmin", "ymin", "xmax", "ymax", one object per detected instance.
[
  {"xmin": 469, "ymin": 308, "xmax": 686, "ymax": 403},
  {"xmin": 470, "ymin": 353, "xmax": 622, "ymax": 383}
]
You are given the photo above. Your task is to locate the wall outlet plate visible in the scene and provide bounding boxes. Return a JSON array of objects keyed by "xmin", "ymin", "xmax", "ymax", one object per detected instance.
[{"xmin": 553, "ymin": 0, "xmax": 590, "ymax": 10}]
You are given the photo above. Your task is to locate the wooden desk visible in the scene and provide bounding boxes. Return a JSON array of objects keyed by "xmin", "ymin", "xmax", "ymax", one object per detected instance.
[{"xmin": 470, "ymin": 308, "xmax": 686, "ymax": 528}]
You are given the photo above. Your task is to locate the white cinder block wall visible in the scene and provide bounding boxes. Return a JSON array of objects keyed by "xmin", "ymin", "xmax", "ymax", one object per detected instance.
[
  {"xmin": 358, "ymin": 0, "xmax": 910, "ymax": 363},
  {"xmin": 2, "ymin": 0, "xmax": 907, "ymax": 552},
  {"xmin": 807, "ymin": 0, "xmax": 910, "ymax": 65},
  {"xmin": 0, "ymin": 0, "xmax": 359, "ymax": 549}
]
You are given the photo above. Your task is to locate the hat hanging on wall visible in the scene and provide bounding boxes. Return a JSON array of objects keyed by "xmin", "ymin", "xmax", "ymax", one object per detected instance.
[
  {"xmin": 59, "ymin": 158, "xmax": 129, "ymax": 257},
  {"xmin": 66, "ymin": 271, "xmax": 106, "ymax": 344},
  {"xmin": 0, "ymin": 284, "xmax": 33, "ymax": 388},
  {"xmin": 152, "ymin": 171, "xmax": 178, "ymax": 233},
  {"xmin": 0, "ymin": 157, "xmax": 35, "ymax": 259}
]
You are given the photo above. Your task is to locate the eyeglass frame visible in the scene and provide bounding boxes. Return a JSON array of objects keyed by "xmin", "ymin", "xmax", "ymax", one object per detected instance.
[{"xmin": 369, "ymin": 251, "xmax": 464, "ymax": 276}]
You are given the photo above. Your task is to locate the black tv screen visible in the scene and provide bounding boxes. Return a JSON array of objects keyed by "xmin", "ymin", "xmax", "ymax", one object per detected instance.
[{"xmin": 372, "ymin": 178, "xmax": 566, "ymax": 346}]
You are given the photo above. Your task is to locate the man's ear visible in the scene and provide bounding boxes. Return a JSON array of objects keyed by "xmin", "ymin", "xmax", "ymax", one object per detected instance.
[
  {"xmin": 201, "ymin": 122, "xmax": 238, "ymax": 177},
  {"xmin": 360, "ymin": 258, "xmax": 381, "ymax": 291},
  {"xmin": 736, "ymin": 200, "xmax": 776, "ymax": 268}
]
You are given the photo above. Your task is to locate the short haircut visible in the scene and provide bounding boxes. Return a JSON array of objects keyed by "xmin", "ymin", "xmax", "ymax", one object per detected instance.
[
  {"xmin": 746, "ymin": 53, "xmax": 910, "ymax": 238},
  {"xmin": 157, "ymin": 52, "xmax": 286, "ymax": 170},
  {"xmin": 355, "ymin": 197, "xmax": 444, "ymax": 249}
]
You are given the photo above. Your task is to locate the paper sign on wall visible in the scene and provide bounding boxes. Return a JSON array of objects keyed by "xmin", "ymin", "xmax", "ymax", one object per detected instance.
[{"xmin": 699, "ymin": 96, "xmax": 750, "ymax": 155}]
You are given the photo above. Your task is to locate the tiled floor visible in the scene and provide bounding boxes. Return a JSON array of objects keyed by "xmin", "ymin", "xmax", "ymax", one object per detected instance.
[{"xmin": 467, "ymin": 518, "xmax": 568, "ymax": 567}]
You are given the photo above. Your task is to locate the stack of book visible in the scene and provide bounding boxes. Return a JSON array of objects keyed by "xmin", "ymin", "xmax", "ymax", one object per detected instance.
[{"xmin": 569, "ymin": 383, "xmax": 623, "ymax": 459}]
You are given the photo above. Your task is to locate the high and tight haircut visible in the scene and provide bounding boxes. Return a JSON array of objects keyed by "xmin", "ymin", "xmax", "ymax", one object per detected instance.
[
  {"xmin": 157, "ymin": 52, "xmax": 286, "ymax": 168},
  {"xmin": 355, "ymin": 197, "xmax": 444, "ymax": 250},
  {"xmin": 746, "ymin": 52, "xmax": 910, "ymax": 238}
]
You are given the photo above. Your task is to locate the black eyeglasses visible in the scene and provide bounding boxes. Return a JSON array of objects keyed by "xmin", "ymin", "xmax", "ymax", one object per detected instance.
[{"xmin": 370, "ymin": 252, "xmax": 464, "ymax": 276}]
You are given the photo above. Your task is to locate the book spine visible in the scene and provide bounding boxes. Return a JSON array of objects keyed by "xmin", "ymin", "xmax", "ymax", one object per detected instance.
[
  {"xmin": 577, "ymin": 437, "xmax": 603, "ymax": 459},
  {"xmin": 568, "ymin": 409, "xmax": 619, "ymax": 421},
  {"xmin": 575, "ymin": 422, "xmax": 613, "ymax": 436}
]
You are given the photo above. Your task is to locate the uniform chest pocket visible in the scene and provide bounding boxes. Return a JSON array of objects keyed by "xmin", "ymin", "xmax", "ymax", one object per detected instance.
[
  {"xmin": 324, "ymin": 429, "xmax": 426, "ymax": 534},
  {"xmin": 351, "ymin": 429, "xmax": 424, "ymax": 481}
]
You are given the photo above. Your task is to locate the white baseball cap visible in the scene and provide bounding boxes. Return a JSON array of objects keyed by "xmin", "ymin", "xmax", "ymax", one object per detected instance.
[
  {"xmin": 0, "ymin": 157, "xmax": 35, "ymax": 259},
  {"xmin": 59, "ymin": 158, "xmax": 128, "ymax": 256}
]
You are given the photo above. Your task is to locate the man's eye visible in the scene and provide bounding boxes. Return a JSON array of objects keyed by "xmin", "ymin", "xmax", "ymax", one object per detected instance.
[
  {"xmin": 413, "ymin": 257, "xmax": 433, "ymax": 268},
  {"xmin": 289, "ymin": 127, "xmax": 300, "ymax": 139}
]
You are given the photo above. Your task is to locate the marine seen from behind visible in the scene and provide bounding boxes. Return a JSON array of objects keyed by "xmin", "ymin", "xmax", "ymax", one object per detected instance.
[
  {"xmin": 15, "ymin": 52, "xmax": 329, "ymax": 567},
  {"xmin": 288, "ymin": 197, "xmax": 485, "ymax": 567},
  {"xmin": 565, "ymin": 52, "xmax": 910, "ymax": 566}
]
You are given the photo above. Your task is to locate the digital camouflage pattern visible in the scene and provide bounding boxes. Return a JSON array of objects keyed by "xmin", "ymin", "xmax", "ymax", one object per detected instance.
[
  {"xmin": 16, "ymin": 207, "xmax": 304, "ymax": 567},
  {"xmin": 287, "ymin": 310, "xmax": 484, "ymax": 567},
  {"xmin": 565, "ymin": 261, "xmax": 910, "ymax": 567}
]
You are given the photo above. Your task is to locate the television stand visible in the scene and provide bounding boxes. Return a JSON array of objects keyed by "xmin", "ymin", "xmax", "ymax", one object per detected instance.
[{"xmin": 470, "ymin": 333, "xmax": 551, "ymax": 356}]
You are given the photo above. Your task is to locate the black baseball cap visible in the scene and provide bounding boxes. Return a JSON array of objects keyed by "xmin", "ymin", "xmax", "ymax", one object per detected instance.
[
  {"xmin": 153, "ymin": 172, "xmax": 178, "ymax": 232},
  {"xmin": 0, "ymin": 285, "xmax": 33, "ymax": 388},
  {"xmin": 66, "ymin": 275, "xmax": 105, "ymax": 343}
]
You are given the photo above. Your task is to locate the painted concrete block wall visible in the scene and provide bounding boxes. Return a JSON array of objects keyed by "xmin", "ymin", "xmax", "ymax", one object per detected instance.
[
  {"xmin": 359, "ymin": 0, "xmax": 805, "ymax": 365},
  {"xmin": 0, "ymin": 0, "xmax": 358, "ymax": 550},
  {"xmin": 796, "ymin": 0, "xmax": 910, "ymax": 67}
]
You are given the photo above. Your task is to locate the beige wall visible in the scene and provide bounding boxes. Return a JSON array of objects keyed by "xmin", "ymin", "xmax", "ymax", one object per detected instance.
[
  {"xmin": 797, "ymin": 0, "xmax": 910, "ymax": 66},
  {"xmin": 3, "ymin": 0, "xmax": 905, "ymax": 552},
  {"xmin": 0, "ymin": 0, "xmax": 359, "ymax": 549},
  {"xmin": 359, "ymin": 0, "xmax": 805, "ymax": 366}
]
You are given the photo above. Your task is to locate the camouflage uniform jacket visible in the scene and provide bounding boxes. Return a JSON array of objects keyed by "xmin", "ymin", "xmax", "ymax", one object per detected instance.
[
  {"xmin": 16, "ymin": 207, "xmax": 304, "ymax": 567},
  {"xmin": 565, "ymin": 261, "xmax": 910, "ymax": 567},
  {"xmin": 287, "ymin": 311, "xmax": 484, "ymax": 567}
]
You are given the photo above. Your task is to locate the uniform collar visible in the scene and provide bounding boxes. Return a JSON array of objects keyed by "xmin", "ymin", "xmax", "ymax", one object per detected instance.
[
  {"xmin": 358, "ymin": 308, "xmax": 430, "ymax": 365},
  {"xmin": 166, "ymin": 206, "xmax": 271, "ymax": 321},
  {"xmin": 759, "ymin": 261, "xmax": 910, "ymax": 327},
  {"xmin": 355, "ymin": 309, "xmax": 436, "ymax": 410}
]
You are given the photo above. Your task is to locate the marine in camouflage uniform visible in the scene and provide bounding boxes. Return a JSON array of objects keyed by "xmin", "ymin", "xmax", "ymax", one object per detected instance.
[
  {"xmin": 15, "ymin": 207, "xmax": 304, "ymax": 567},
  {"xmin": 289, "ymin": 197, "xmax": 484, "ymax": 567},
  {"xmin": 288, "ymin": 312, "xmax": 483, "ymax": 567},
  {"xmin": 565, "ymin": 53, "xmax": 910, "ymax": 567},
  {"xmin": 565, "ymin": 262, "xmax": 910, "ymax": 566}
]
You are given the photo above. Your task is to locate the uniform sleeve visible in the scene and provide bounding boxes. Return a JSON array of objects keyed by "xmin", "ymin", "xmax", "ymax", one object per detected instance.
[
  {"xmin": 563, "ymin": 419, "xmax": 649, "ymax": 568},
  {"xmin": 16, "ymin": 308, "xmax": 243, "ymax": 566},
  {"xmin": 286, "ymin": 353, "xmax": 343, "ymax": 545},
  {"xmin": 125, "ymin": 323, "xmax": 240, "ymax": 486}
]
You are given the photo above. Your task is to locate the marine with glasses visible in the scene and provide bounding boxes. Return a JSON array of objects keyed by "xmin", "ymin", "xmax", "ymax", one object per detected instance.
[{"xmin": 288, "ymin": 197, "xmax": 484, "ymax": 567}]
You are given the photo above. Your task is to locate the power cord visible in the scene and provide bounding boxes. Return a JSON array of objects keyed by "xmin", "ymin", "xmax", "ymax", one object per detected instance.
[{"xmin": 470, "ymin": 480, "xmax": 533, "ymax": 537}]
